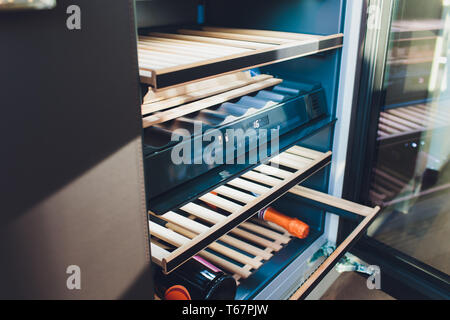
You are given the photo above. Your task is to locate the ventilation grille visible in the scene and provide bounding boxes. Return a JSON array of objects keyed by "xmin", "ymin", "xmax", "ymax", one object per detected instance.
[{"xmin": 308, "ymin": 93, "xmax": 323, "ymax": 119}]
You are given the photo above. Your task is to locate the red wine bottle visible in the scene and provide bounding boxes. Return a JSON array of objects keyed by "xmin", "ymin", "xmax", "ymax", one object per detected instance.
[{"xmin": 154, "ymin": 256, "xmax": 237, "ymax": 300}]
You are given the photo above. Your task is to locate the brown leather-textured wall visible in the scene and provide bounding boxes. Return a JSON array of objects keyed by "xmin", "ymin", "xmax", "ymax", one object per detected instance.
[{"xmin": 0, "ymin": 0, "xmax": 153, "ymax": 299}]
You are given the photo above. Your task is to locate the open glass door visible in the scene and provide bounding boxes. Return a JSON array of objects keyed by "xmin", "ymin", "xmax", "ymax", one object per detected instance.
[{"xmin": 344, "ymin": 0, "xmax": 450, "ymax": 299}]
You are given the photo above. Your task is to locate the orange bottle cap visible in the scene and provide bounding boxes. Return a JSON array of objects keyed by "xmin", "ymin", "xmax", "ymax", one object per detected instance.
[{"xmin": 164, "ymin": 285, "xmax": 191, "ymax": 300}]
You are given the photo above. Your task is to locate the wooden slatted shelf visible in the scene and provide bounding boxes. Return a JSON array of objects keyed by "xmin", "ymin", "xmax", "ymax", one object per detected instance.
[
  {"xmin": 372, "ymin": 102, "xmax": 450, "ymax": 206},
  {"xmin": 151, "ymin": 187, "xmax": 380, "ymax": 297},
  {"xmin": 289, "ymin": 202, "xmax": 380, "ymax": 300},
  {"xmin": 369, "ymin": 166, "xmax": 412, "ymax": 206},
  {"xmin": 142, "ymin": 72, "xmax": 282, "ymax": 126},
  {"xmin": 138, "ymin": 27, "xmax": 343, "ymax": 89},
  {"xmin": 377, "ymin": 103, "xmax": 450, "ymax": 141},
  {"xmin": 150, "ymin": 217, "xmax": 292, "ymax": 281},
  {"xmin": 148, "ymin": 145, "xmax": 332, "ymax": 274}
]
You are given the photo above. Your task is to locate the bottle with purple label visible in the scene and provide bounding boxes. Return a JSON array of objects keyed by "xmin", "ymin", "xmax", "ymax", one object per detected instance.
[{"xmin": 154, "ymin": 255, "xmax": 237, "ymax": 300}]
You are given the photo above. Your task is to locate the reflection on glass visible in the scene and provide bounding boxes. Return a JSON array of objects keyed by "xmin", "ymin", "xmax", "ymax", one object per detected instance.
[
  {"xmin": 367, "ymin": 0, "xmax": 450, "ymax": 274},
  {"xmin": 0, "ymin": 0, "xmax": 56, "ymax": 10}
]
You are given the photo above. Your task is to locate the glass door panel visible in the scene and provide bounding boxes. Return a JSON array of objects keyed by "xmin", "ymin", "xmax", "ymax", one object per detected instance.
[{"xmin": 366, "ymin": 0, "xmax": 450, "ymax": 275}]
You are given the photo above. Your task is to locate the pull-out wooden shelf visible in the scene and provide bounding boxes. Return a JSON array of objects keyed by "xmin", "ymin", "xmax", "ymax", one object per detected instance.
[
  {"xmin": 149, "ymin": 146, "xmax": 332, "ymax": 274},
  {"xmin": 149, "ymin": 144, "xmax": 380, "ymax": 298},
  {"xmin": 289, "ymin": 198, "xmax": 380, "ymax": 300},
  {"xmin": 151, "ymin": 188, "xmax": 380, "ymax": 298},
  {"xmin": 150, "ymin": 216, "xmax": 293, "ymax": 282},
  {"xmin": 138, "ymin": 27, "xmax": 343, "ymax": 89}
]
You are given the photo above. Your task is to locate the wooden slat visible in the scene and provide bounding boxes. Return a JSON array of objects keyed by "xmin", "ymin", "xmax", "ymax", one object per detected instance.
[
  {"xmin": 378, "ymin": 123, "xmax": 401, "ymax": 134},
  {"xmin": 151, "ymin": 235, "xmax": 251, "ymax": 279},
  {"xmin": 407, "ymin": 106, "xmax": 448, "ymax": 125},
  {"xmin": 156, "ymin": 210, "xmax": 272, "ymax": 260},
  {"xmin": 150, "ymin": 242, "xmax": 170, "ymax": 266},
  {"xmin": 286, "ymin": 145, "xmax": 324, "ymax": 160},
  {"xmin": 369, "ymin": 190, "xmax": 387, "ymax": 201},
  {"xmin": 138, "ymin": 56, "xmax": 177, "ymax": 68},
  {"xmin": 202, "ymin": 27, "xmax": 321, "ymax": 41},
  {"xmin": 140, "ymin": 69, "xmax": 154, "ymax": 82},
  {"xmin": 148, "ymin": 32, "xmax": 269, "ymax": 50},
  {"xmin": 397, "ymin": 108, "xmax": 444, "ymax": 125},
  {"xmin": 290, "ymin": 186, "xmax": 375, "ymax": 217},
  {"xmin": 150, "ymin": 238, "xmax": 172, "ymax": 251},
  {"xmin": 387, "ymin": 109, "xmax": 426, "ymax": 125},
  {"xmin": 199, "ymin": 250, "xmax": 252, "ymax": 279},
  {"xmin": 405, "ymin": 105, "xmax": 442, "ymax": 121},
  {"xmin": 151, "ymin": 38, "xmax": 327, "ymax": 77},
  {"xmin": 141, "ymin": 74, "xmax": 272, "ymax": 115},
  {"xmin": 419, "ymin": 104, "xmax": 450, "ymax": 117},
  {"xmin": 138, "ymin": 29, "xmax": 342, "ymax": 89},
  {"xmin": 380, "ymin": 112, "xmax": 424, "ymax": 130},
  {"xmin": 138, "ymin": 59, "xmax": 173, "ymax": 70},
  {"xmin": 219, "ymin": 234, "xmax": 273, "ymax": 261},
  {"xmin": 150, "ymin": 219, "xmax": 262, "ymax": 270},
  {"xmin": 214, "ymin": 185, "xmax": 256, "ymax": 204},
  {"xmin": 229, "ymin": 176, "xmax": 272, "ymax": 196},
  {"xmin": 378, "ymin": 117, "xmax": 410, "ymax": 132},
  {"xmin": 149, "ymin": 221, "xmax": 190, "ymax": 247},
  {"xmin": 178, "ymin": 29, "xmax": 293, "ymax": 45},
  {"xmin": 140, "ymin": 40, "xmax": 224, "ymax": 57},
  {"xmin": 238, "ymin": 167, "xmax": 375, "ymax": 217},
  {"xmin": 139, "ymin": 38, "xmax": 229, "ymax": 55},
  {"xmin": 157, "ymin": 149, "xmax": 331, "ymax": 273},
  {"xmin": 238, "ymin": 222, "xmax": 291, "ymax": 244},
  {"xmin": 289, "ymin": 206, "xmax": 380, "ymax": 300},
  {"xmin": 137, "ymin": 60, "xmax": 177, "ymax": 71},
  {"xmin": 180, "ymin": 202, "xmax": 283, "ymax": 251},
  {"xmin": 377, "ymin": 130, "xmax": 389, "ymax": 138},
  {"xmin": 199, "ymin": 192, "xmax": 290, "ymax": 244},
  {"xmin": 373, "ymin": 176, "xmax": 402, "ymax": 193},
  {"xmin": 167, "ymin": 223, "xmax": 263, "ymax": 269},
  {"xmin": 199, "ymin": 192, "xmax": 243, "ymax": 213},
  {"xmin": 380, "ymin": 166, "xmax": 410, "ymax": 184},
  {"xmin": 142, "ymin": 77, "xmax": 282, "ymax": 127},
  {"xmin": 143, "ymin": 71, "xmax": 252, "ymax": 104},
  {"xmin": 373, "ymin": 168, "xmax": 407, "ymax": 188},
  {"xmin": 250, "ymin": 217, "xmax": 290, "ymax": 235},
  {"xmin": 253, "ymin": 164, "xmax": 293, "ymax": 179},
  {"xmin": 160, "ymin": 211, "xmax": 208, "ymax": 234},
  {"xmin": 138, "ymin": 49, "xmax": 202, "ymax": 64},
  {"xmin": 140, "ymin": 36, "xmax": 247, "ymax": 54},
  {"xmin": 138, "ymin": 55, "xmax": 180, "ymax": 67},
  {"xmin": 227, "ymin": 228, "xmax": 282, "ymax": 251},
  {"xmin": 269, "ymin": 154, "xmax": 307, "ymax": 170},
  {"xmin": 227, "ymin": 177, "xmax": 271, "ymax": 195},
  {"xmin": 423, "ymin": 106, "xmax": 450, "ymax": 119},
  {"xmin": 139, "ymin": 42, "xmax": 227, "ymax": 60},
  {"xmin": 371, "ymin": 182, "xmax": 396, "ymax": 198},
  {"xmin": 180, "ymin": 202, "xmax": 226, "ymax": 224},
  {"xmin": 241, "ymin": 170, "xmax": 285, "ymax": 188},
  {"xmin": 408, "ymin": 105, "xmax": 437, "ymax": 116},
  {"xmin": 279, "ymin": 152, "xmax": 313, "ymax": 165}
]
